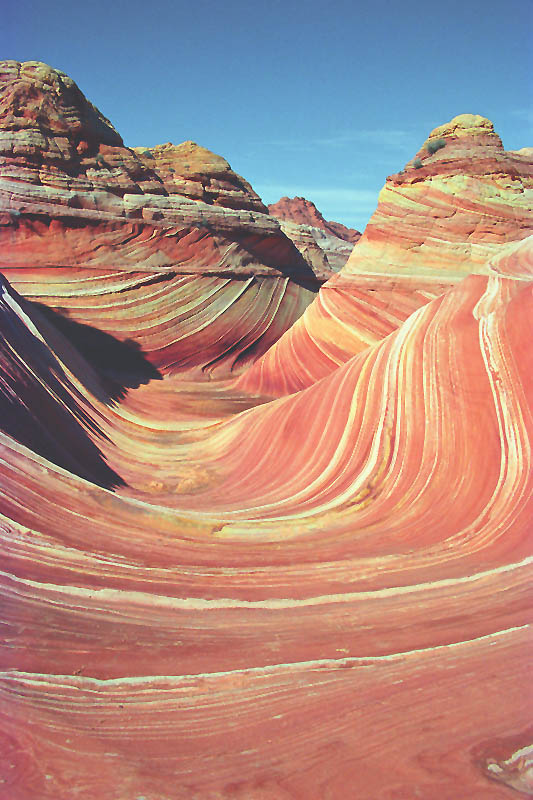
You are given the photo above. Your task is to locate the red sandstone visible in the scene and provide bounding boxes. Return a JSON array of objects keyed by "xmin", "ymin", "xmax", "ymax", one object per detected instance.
[{"xmin": 0, "ymin": 65, "xmax": 532, "ymax": 800}]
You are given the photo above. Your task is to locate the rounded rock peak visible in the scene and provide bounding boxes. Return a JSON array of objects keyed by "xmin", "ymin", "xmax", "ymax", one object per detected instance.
[
  {"xmin": 429, "ymin": 114, "xmax": 496, "ymax": 139},
  {"xmin": 15, "ymin": 60, "xmax": 76, "ymax": 91},
  {"xmin": 1, "ymin": 59, "xmax": 122, "ymax": 146}
]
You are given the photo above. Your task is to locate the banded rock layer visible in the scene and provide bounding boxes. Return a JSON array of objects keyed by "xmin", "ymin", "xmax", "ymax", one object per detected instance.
[
  {"xmin": 237, "ymin": 114, "xmax": 533, "ymax": 397},
  {"xmin": 1, "ymin": 237, "xmax": 532, "ymax": 798},
  {"xmin": 0, "ymin": 64, "xmax": 532, "ymax": 800},
  {"xmin": 0, "ymin": 60, "xmax": 323, "ymax": 377}
]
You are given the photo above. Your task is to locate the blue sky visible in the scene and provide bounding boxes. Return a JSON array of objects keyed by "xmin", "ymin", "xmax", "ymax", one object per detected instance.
[{"xmin": 4, "ymin": 0, "xmax": 532, "ymax": 231}]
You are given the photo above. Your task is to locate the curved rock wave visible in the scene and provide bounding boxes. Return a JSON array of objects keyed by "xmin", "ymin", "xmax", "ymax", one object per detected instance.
[
  {"xmin": 1, "ymin": 239, "xmax": 532, "ymax": 798},
  {"xmin": 1, "ymin": 64, "xmax": 532, "ymax": 799},
  {"xmin": 236, "ymin": 115, "xmax": 533, "ymax": 397}
]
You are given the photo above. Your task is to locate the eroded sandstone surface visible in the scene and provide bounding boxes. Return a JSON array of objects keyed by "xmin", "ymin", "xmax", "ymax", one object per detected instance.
[
  {"xmin": 0, "ymin": 60, "xmax": 325, "ymax": 377},
  {"xmin": 237, "ymin": 114, "xmax": 533, "ymax": 396},
  {"xmin": 1, "ymin": 64, "xmax": 532, "ymax": 800},
  {"xmin": 268, "ymin": 196, "xmax": 361, "ymax": 274}
]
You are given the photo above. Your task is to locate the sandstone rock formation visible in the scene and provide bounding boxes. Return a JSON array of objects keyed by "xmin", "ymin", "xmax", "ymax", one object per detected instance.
[
  {"xmin": 237, "ymin": 114, "xmax": 533, "ymax": 396},
  {"xmin": 1, "ymin": 65, "xmax": 532, "ymax": 800},
  {"xmin": 269, "ymin": 196, "xmax": 361, "ymax": 243},
  {"xmin": 268, "ymin": 195, "xmax": 361, "ymax": 274},
  {"xmin": 0, "ymin": 60, "xmax": 322, "ymax": 377}
]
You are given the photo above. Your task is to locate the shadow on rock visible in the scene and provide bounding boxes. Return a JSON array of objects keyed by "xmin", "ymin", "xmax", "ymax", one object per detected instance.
[
  {"xmin": 0, "ymin": 282, "xmax": 127, "ymax": 489},
  {"xmin": 27, "ymin": 301, "xmax": 163, "ymax": 403}
]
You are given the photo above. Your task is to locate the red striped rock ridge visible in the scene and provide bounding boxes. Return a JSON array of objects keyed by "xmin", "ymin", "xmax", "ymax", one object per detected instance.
[
  {"xmin": 237, "ymin": 113, "xmax": 533, "ymax": 397},
  {"xmin": 1, "ymin": 62, "xmax": 532, "ymax": 800}
]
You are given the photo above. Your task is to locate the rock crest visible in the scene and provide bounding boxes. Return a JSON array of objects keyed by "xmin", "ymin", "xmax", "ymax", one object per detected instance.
[
  {"xmin": 1, "ymin": 67, "xmax": 532, "ymax": 800},
  {"xmin": 268, "ymin": 196, "xmax": 361, "ymax": 244}
]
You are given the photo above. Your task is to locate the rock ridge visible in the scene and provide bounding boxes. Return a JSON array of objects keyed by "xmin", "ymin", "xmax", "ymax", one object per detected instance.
[
  {"xmin": 0, "ymin": 60, "xmax": 325, "ymax": 375},
  {"xmin": 268, "ymin": 195, "xmax": 361, "ymax": 244}
]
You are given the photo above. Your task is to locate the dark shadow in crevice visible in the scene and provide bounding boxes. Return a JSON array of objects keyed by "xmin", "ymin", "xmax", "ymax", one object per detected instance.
[
  {"xmin": 26, "ymin": 301, "xmax": 163, "ymax": 403},
  {"xmin": 235, "ymin": 230, "xmax": 323, "ymax": 292},
  {"xmin": 0, "ymin": 292, "xmax": 125, "ymax": 490},
  {"xmin": 115, "ymin": 271, "xmax": 177, "ymax": 293}
]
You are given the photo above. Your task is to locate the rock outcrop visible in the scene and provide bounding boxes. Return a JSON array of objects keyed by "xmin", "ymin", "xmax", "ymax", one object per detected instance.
[
  {"xmin": 1, "ymin": 66, "xmax": 532, "ymax": 800},
  {"xmin": 348, "ymin": 113, "xmax": 532, "ymax": 278},
  {"xmin": 237, "ymin": 114, "xmax": 533, "ymax": 396},
  {"xmin": 269, "ymin": 196, "xmax": 361, "ymax": 243},
  {"xmin": 0, "ymin": 60, "xmax": 322, "ymax": 376},
  {"xmin": 268, "ymin": 195, "xmax": 361, "ymax": 274},
  {"xmin": 133, "ymin": 140, "xmax": 267, "ymax": 212}
]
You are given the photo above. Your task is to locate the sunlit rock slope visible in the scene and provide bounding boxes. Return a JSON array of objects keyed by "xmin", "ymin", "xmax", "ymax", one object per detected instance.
[
  {"xmin": 1, "ymin": 63, "xmax": 532, "ymax": 800},
  {"xmin": 0, "ymin": 60, "xmax": 324, "ymax": 376},
  {"xmin": 238, "ymin": 114, "xmax": 533, "ymax": 396}
]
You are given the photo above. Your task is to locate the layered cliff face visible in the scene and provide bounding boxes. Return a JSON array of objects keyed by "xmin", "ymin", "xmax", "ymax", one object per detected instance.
[
  {"xmin": 346, "ymin": 114, "xmax": 532, "ymax": 278},
  {"xmin": 1, "ymin": 64, "xmax": 533, "ymax": 800},
  {"xmin": 0, "ymin": 60, "xmax": 322, "ymax": 376},
  {"xmin": 268, "ymin": 195, "xmax": 361, "ymax": 275},
  {"xmin": 237, "ymin": 114, "xmax": 533, "ymax": 396},
  {"xmin": 1, "ymin": 238, "xmax": 532, "ymax": 798}
]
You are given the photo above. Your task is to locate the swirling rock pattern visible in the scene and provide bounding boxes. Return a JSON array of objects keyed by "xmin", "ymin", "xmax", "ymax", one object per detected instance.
[
  {"xmin": 0, "ymin": 64, "xmax": 532, "ymax": 800},
  {"xmin": 0, "ymin": 60, "xmax": 325, "ymax": 377},
  {"xmin": 238, "ymin": 115, "xmax": 533, "ymax": 397}
]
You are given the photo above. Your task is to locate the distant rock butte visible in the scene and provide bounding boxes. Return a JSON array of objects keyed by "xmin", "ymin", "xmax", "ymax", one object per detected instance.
[
  {"xmin": 267, "ymin": 196, "xmax": 361, "ymax": 275},
  {"xmin": 268, "ymin": 196, "xmax": 361, "ymax": 244},
  {"xmin": 237, "ymin": 113, "xmax": 532, "ymax": 396}
]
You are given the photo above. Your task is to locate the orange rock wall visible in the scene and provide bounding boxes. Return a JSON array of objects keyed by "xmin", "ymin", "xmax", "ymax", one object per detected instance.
[
  {"xmin": 1, "ymin": 65, "xmax": 532, "ymax": 799},
  {"xmin": 237, "ymin": 115, "xmax": 533, "ymax": 396}
]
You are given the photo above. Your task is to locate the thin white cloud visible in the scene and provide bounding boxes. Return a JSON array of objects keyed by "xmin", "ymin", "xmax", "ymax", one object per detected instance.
[
  {"xmin": 257, "ymin": 184, "xmax": 376, "ymax": 206},
  {"xmin": 316, "ymin": 129, "xmax": 413, "ymax": 149},
  {"xmin": 263, "ymin": 128, "xmax": 414, "ymax": 151}
]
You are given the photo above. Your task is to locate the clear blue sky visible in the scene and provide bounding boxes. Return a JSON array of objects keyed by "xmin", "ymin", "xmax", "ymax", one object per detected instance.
[{"xmin": 4, "ymin": 0, "xmax": 532, "ymax": 231}]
